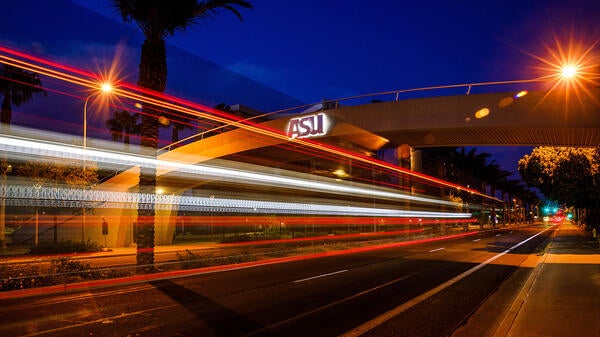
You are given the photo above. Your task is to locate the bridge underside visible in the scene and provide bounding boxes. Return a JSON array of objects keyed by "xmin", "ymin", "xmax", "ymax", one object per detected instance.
[
  {"xmin": 326, "ymin": 88, "xmax": 600, "ymax": 148},
  {"xmin": 375, "ymin": 127, "xmax": 600, "ymax": 148}
]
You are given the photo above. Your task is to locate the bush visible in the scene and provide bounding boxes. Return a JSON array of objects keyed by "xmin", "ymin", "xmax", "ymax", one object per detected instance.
[
  {"xmin": 176, "ymin": 249, "xmax": 257, "ymax": 269},
  {"xmin": 0, "ymin": 263, "xmax": 47, "ymax": 291},
  {"xmin": 0, "ymin": 257, "xmax": 131, "ymax": 292},
  {"xmin": 29, "ymin": 240, "xmax": 102, "ymax": 255}
]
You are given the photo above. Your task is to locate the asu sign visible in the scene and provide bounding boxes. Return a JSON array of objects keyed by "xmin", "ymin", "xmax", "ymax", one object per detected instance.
[{"xmin": 287, "ymin": 113, "xmax": 331, "ymax": 139}]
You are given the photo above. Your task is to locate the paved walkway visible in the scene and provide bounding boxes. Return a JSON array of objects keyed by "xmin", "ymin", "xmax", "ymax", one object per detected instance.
[{"xmin": 455, "ymin": 222, "xmax": 600, "ymax": 337}]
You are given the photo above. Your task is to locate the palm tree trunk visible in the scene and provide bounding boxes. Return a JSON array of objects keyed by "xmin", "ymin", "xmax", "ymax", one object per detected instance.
[
  {"xmin": 0, "ymin": 173, "xmax": 5, "ymax": 249},
  {"xmin": 135, "ymin": 39, "xmax": 167, "ymax": 272},
  {"xmin": 171, "ymin": 126, "xmax": 178, "ymax": 144},
  {"xmin": 0, "ymin": 95, "xmax": 10, "ymax": 249},
  {"xmin": 1, "ymin": 95, "xmax": 12, "ymax": 126}
]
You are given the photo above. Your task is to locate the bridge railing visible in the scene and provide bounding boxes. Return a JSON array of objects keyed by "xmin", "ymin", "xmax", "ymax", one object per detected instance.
[{"xmin": 158, "ymin": 77, "xmax": 548, "ymax": 153}]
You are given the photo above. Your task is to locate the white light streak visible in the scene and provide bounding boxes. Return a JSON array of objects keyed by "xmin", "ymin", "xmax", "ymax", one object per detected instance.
[
  {"xmin": 0, "ymin": 135, "xmax": 463, "ymax": 209},
  {"xmin": 4, "ymin": 184, "xmax": 471, "ymax": 218}
]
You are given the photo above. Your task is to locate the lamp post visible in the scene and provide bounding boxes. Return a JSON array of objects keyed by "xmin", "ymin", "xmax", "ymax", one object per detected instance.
[
  {"xmin": 81, "ymin": 82, "xmax": 113, "ymax": 242},
  {"xmin": 83, "ymin": 83, "xmax": 113, "ymax": 149}
]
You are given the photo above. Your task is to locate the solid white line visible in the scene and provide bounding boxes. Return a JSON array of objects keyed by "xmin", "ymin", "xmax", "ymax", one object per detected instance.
[
  {"xmin": 473, "ymin": 239, "xmax": 481, "ymax": 242},
  {"xmin": 292, "ymin": 269, "xmax": 348, "ymax": 283},
  {"xmin": 243, "ymin": 271, "xmax": 420, "ymax": 336},
  {"xmin": 18, "ymin": 304, "xmax": 179, "ymax": 337},
  {"xmin": 429, "ymin": 248, "xmax": 445, "ymax": 253},
  {"xmin": 340, "ymin": 226, "xmax": 554, "ymax": 337}
]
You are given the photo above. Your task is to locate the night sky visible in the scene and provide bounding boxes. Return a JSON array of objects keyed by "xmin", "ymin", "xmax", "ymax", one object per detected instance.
[{"xmin": 2, "ymin": 0, "xmax": 600, "ymax": 175}]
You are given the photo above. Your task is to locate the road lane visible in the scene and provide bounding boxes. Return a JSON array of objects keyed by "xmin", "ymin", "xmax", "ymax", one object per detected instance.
[{"xmin": 0, "ymin": 225, "xmax": 555, "ymax": 337}]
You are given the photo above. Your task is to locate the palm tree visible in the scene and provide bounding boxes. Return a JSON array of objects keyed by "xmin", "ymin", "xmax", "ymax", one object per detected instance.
[
  {"xmin": 481, "ymin": 161, "xmax": 511, "ymax": 199},
  {"xmin": 167, "ymin": 111, "xmax": 195, "ymax": 146},
  {"xmin": 448, "ymin": 147, "xmax": 491, "ymax": 191},
  {"xmin": 0, "ymin": 64, "xmax": 47, "ymax": 128},
  {"xmin": 498, "ymin": 178, "xmax": 527, "ymax": 224},
  {"xmin": 0, "ymin": 64, "xmax": 46, "ymax": 249},
  {"xmin": 113, "ymin": 0, "xmax": 252, "ymax": 270},
  {"xmin": 106, "ymin": 110, "xmax": 140, "ymax": 145}
]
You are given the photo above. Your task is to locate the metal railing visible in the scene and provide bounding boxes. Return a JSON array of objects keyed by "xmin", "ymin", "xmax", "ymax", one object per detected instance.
[{"xmin": 158, "ymin": 77, "xmax": 550, "ymax": 153}]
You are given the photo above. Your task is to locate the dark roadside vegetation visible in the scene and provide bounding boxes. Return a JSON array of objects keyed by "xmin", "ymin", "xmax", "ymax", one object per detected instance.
[{"xmin": 1, "ymin": 227, "xmax": 455, "ymax": 292}]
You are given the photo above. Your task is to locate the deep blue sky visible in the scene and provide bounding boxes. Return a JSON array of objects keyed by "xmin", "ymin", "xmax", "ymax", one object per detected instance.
[
  {"xmin": 71, "ymin": 0, "xmax": 600, "ymax": 101},
  {"xmin": 3, "ymin": 0, "xmax": 600, "ymax": 175}
]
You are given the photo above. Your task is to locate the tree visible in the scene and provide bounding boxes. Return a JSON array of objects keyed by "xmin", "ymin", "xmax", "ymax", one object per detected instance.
[
  {"xmin": 113, "ymin": 0, "xmax": 252, "ymax": 271},
  {"xmin": 106, "ymin": 110, "xmax": 140, "ymax": 145},
  {"xmin": 214, "ymin": 102, "xmax": 231, "ymax": 113},
  {"xmin": 16, "ymin": 158, "xmax": 99, "ymax": 244},
  {"xmin": 481, "ymin": 161, "xmax": 511, "ymax": 199},
  {"xmin": 0, "ymin": 64, "xmax": 47, "ymax": 249},
  {"xmin": 449, "ymin": 147, "xmax": 491, "ymax": 189},
  {"xmin": 519, "ymin": 147, "xmax": 599, "ymax": 209},
  {"xmin": 0, "ymin": 64, "xmax": 47, "ymax": 128},
  {"xmin": 497, "ymin": 178, "xmax": 527, "ymax": 223},
  {"xmin": 167, "ymin": 111, "xmax": 195, "ymax": 145}
]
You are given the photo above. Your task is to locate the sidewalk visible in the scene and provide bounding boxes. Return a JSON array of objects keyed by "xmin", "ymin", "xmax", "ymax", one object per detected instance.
[{"xmin": 456, "ymin": 222, "xmax": 600, "ymax": 337}]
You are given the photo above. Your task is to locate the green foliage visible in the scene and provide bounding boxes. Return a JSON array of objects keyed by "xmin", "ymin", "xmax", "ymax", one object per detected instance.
[
  {"xmin": 0, "ymin": 64, "xmax": 47, "ymax": 124},
  {"xmin": 16, "ymin": 158, "xmax": 99, "ymax": 187},
  {"xmin": 28, "ymin": 240, "xmax": 101, "ymax": 255},
  {"xmin": 106, "ymin": 109, "xmax": 140, "ymax": 145},
  {"xmin": 0, "ymin": 257, "xmax": 131, "ymax": 292},
  {"xmin": 0, "ymin": 263, "xmax": 45, "ymax": 291},
  {"xmin": 176, "ymin": 249, "xmax": 257, "ymax": 269},
  {"xmin": 519, "ymin": 147, "xmax": 600, "ymax": 208}
]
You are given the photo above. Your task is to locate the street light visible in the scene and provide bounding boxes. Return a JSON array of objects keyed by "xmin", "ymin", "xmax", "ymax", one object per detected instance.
[
  {"xmin": 81, "ymin": 82, "xmax": 113, "ymax": 242},
  {"xmin": 83, "ymin": 82, "xmax": 113, "ymax": 149},
  {"xmin": 561, "ymin": 65, "xmax": 577, "ymax": 79}
]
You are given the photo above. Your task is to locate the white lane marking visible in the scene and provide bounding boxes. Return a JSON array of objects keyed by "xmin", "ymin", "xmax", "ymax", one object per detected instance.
[
  {"xmin": 429, "ymin": 248, "xmax": 445, "ymax": 253},
  {"xmin": 243, "ymin": 271, "xmax": 421, "ymax": 336},
  {"xmin": 473, "ymin": 239, "xmax": 481, "ymax": 242},
  {"xmin": 18, "ymin": 304, "xmax": 179, "ymax": 337},
  {"xmin": 292, "ymin": 269, "xmax": 348, "ymax": 283},
  {"xmin": 496, "ymin": 234, "xmax": 502, "ymax": 237},
  {"xmin": 341, "ymin": 226, "xmax": 554, "ymax": 337}
]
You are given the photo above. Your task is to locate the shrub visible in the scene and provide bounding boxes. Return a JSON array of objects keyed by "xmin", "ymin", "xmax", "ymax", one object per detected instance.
[
  {"xmin": 176, "ymin": 249, "xmax": 258, "ymax": 269},
  {"xmin": 0, "ymin": 257, "xmax": 131, "ymax": 292},
  {"xmin": 29, "ymin": 240, "xmax": 102, "ymax": 255}
]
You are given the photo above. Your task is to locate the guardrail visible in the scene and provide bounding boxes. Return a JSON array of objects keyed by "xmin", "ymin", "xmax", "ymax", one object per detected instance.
[{"xmin": 158, "ymin": 77, "xmax": 547, "ymax": 153}]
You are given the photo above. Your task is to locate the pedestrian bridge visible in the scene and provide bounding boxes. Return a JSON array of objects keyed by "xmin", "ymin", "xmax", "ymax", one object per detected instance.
[
  {"xmin": 93, "ymin": 87, "xmax": 600, "ymax": 247},
  {"xmin": 325, "ymin": 87, "xmax": 600, "ymax": 148}
]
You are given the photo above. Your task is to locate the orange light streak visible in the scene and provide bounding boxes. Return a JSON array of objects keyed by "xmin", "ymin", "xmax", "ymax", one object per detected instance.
[
  {"xmin": 0, "ymin": 45, "xmax": 497, "ymax": 201},
  {"xmin": 0, "ymin": 230, "xmax": 480, "ymax": 301}
]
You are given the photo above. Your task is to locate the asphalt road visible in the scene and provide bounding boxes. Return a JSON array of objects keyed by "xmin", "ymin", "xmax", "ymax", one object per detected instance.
[{"xmin": 0, "ymin": 224, "xmax": 554, "ymax": 337}]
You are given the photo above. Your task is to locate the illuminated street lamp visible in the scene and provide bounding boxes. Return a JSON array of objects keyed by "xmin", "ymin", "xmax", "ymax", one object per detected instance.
[
  {"xmin": 83, "ymin": 82, "xmax": 113, "ymax": 149},
  {"xmin": 561, "ymin": 65, "xmax": 577, "ymax": 79},
  {"xmin": 468, "ymin": 62, "xmax": 581, "ymax": 120},
  {"xmin": 81, "ymin": 82, "xmax": 113, "ymax": 242}
]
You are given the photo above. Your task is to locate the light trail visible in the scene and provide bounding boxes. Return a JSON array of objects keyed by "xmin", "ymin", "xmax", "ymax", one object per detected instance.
[
  {"xmin": 4, "ymin": 183, "xmax": 471, "ymax": 218},
  {"xmin": 0, "ymin": 45, "xmax": 501, "ymax": 201},
  {"xmin": 341, "ymin": 225, "xmax": 556, "ymax": 337},
  {"xmin": 0, "ymin": 134, "xmax": 468, "ymax": 209},
  {"xmin": 0, "ymin": 230, "xmax": 480, "ymax": 301}
]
